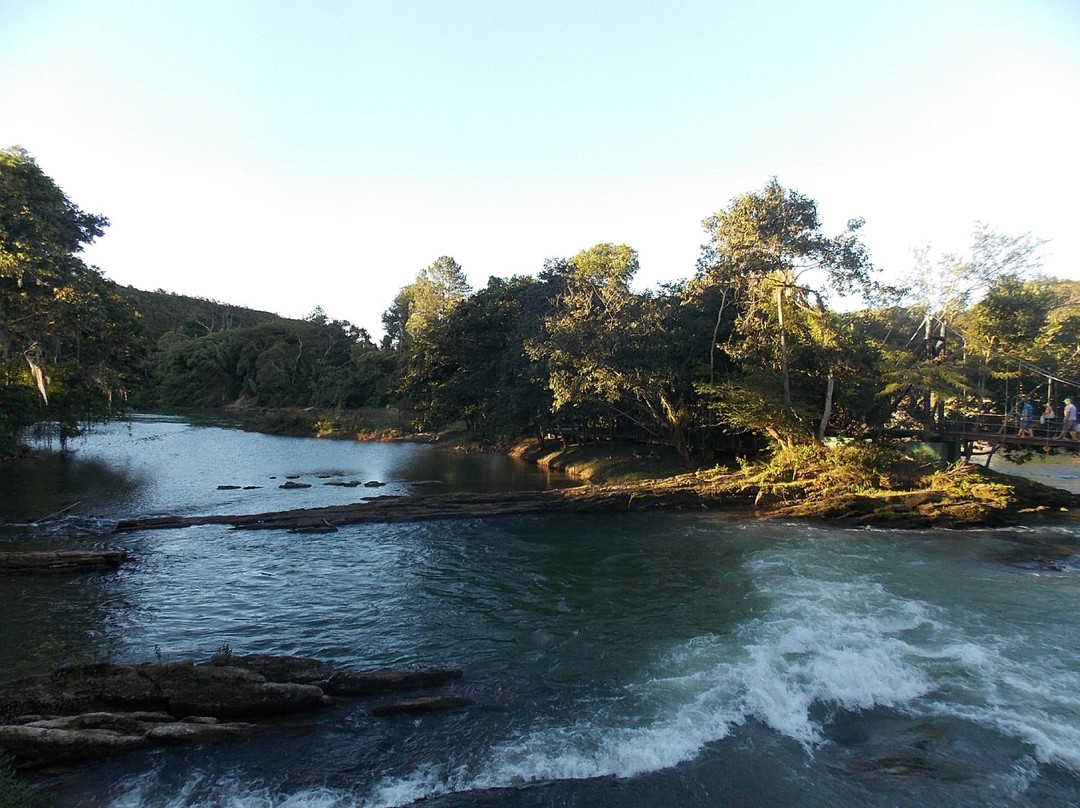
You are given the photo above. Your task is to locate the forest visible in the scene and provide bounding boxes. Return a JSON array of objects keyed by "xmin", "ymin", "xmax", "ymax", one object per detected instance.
[{"xmin": 2, "ymin": 146, "xmax": 1070, "ymax": 464}]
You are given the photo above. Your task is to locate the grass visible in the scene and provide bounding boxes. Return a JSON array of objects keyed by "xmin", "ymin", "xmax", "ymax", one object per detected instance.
[{"xmin": 241, "ymin": 407, "xmax": 418, "ymax": 440}]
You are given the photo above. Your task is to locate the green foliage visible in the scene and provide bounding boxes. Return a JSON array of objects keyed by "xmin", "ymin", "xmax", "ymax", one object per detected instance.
[
  {"xmin": 118, "ymin": 286, "xmax": 284, "ymax": 342},
  {"xmin": 143, "ymin": 317, "xmax": 394, "ymax": 411},
  {"xmin": 527, "ymin": 246, "xmax": 704, "ymax": 465},
  {"xmin": 1, "ymin": 146, "xmax": 146, "ymax": 449},
  {"xmin": 694, "ymin": 179, "xmax": 876, "ymax": 445},
  {"xmin": 242, "ymin": 407, "xmax": 414, "ymax": 439},
  {"xmin": 10, "ymin": 159, "xmax": 1065, "ymax": 467},
  {"xmin": 929, "ymin": 462, "xmax": 1014, "ymax": 508},
  {"xmin": 209, "ymin": 642, "xmax": 234, "ymax": 666},
  {"xmin": 748, "ymin": 441, "xmax": 925, "ymax": 494},
  {"xmin": 382, "ymin": 256, "xmax": 470, "ymax": 352},
  {"xmin": 397, "ymin": 274, "xmax": 553, "ymax": 438}
]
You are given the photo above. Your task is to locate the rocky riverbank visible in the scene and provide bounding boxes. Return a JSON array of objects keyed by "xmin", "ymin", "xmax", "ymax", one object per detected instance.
[
  {"xmin": 0, "ymin": 655, "xmax": 467, "ymax": 770},
  {"xmin": 112, "ymin": 455, "xmax": 1080, "ymax": 535}
]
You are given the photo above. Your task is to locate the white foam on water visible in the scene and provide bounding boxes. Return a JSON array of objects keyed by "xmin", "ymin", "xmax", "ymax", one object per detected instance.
[
  {"xmin": 107, "ymin": 770, "xmax": 358, "ymax": 808},
  {"xmin": 104, "ymin": 536, "xmax": 1080, "ymax": 808},
  {"xmin": 357, "ymin": 546, "xmax": 946, "ymax": 804}
]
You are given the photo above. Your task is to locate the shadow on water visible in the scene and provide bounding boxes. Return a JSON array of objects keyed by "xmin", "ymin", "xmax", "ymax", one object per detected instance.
[
  {"xmin": 0, "ymin": 450, "xmax": 142, "ymax": 526},
  {"xmin": 0, "ymin": 567, "xmax": 138, "ymax": 681}
]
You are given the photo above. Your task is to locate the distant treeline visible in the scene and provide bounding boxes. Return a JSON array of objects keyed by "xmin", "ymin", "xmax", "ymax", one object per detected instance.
[{"xmin": 3, "ymin": 146, "xmax": 1071, "ymax": 463}]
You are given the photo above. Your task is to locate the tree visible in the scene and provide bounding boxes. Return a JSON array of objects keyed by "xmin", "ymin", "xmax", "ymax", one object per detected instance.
[
  {"xmin": 399, "ymin": 275, "xmax": 554, "ymax": 436},
  {"xmin": 527, "ymin": 244, "xmax": 702, "ymax": 466},
  {"xmin": 695, "ymin": 179, "xmax": 874, "ymax": 445},
  {"xmin": 1, "ymin": 146, "xmax": 144, "ymax": 448}
]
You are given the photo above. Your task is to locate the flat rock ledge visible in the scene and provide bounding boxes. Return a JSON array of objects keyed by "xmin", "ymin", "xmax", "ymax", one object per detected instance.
[
  {"xmin": 112, "ymin": 462, "xmax": 1080, "ymax": 534},
  {"xmin": 0, "ymin": 655, "xmax": 463, "ymax": 770}
]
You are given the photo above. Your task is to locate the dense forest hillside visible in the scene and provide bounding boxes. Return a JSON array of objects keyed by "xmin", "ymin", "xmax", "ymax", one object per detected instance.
[{"xmin": 116, "ymin": 286, "xmax": 286, "ymax": 341}]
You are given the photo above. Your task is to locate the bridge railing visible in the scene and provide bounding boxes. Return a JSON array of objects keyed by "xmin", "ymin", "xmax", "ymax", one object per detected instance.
[{"xmin": 942, "ymin": 413, "xmax": 1065, "ymax": 440}]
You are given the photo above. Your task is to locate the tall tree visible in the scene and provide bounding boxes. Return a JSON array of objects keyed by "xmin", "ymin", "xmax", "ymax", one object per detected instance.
[
  {"xmin": 1, "ymin": 146, "xmax": 144, "ymax": 448},
  {"xmin": 695, "ymin": 178, "xmax": 874, "ymax": 444},
  {"xmin": 528, "ymin": 244, "xmax": 702, "ymax": 465}
]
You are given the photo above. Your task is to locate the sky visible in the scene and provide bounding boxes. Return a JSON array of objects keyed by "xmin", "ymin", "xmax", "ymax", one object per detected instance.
[{"xmin": 2, "ymin": 0, "xmax": 1078, "ymax": 336}]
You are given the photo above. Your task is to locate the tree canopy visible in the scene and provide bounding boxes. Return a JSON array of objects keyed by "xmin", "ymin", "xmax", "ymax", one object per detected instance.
[
  {"xmin": 1, "ymin": 146, "xmax": 145, "ymax": 449},
  {"xmin": 5, "ymin": 155, "xmax": 1063, "ymax": 466}
]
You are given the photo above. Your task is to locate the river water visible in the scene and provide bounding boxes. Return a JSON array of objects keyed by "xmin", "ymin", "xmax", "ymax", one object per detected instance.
[{"xmin": 3, "ymin": 416, "xmax": 1080, "ymax": 807}]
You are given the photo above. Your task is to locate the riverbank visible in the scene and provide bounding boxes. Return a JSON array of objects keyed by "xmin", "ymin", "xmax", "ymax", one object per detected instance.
[
  {"xmin": 237, "ymin": 407, "xmax": 428, "ymax": 441},
  {"xmin": 114, "ymin": 444, "xmax": 1079, "ymax": 533}
]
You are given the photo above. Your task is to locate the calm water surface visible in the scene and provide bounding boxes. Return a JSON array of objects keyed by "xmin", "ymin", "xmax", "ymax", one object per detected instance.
[{"xmin": 3, "ymin": 416, "xmax": 1080, "ymax": 807}]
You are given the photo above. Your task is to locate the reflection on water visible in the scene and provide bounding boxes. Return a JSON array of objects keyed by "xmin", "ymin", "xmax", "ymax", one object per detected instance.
[
  {"xmin": 0, "ymin": 451, "xmax": 141, "ymax": 525},
  {"xmin": 990, "ymin": 448, "xmax": 1080, "ymax": 494},
  {"xmin": 0, "ymin": 414, "xmax": 577, "ymax": 526}
]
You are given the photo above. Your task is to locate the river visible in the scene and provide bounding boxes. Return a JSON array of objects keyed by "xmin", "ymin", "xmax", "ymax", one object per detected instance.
[{"xmin": 3, "ymin": 415, "xmax": 1080, "ymax": 807}]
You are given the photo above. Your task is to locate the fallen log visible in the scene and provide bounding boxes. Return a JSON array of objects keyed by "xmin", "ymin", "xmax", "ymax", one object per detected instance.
[{"xmin": 0, "ymin": 550, "xmax": 129, "ymax": 575}]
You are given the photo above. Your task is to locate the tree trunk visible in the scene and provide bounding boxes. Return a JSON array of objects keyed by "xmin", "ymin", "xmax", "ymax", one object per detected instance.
[
  {"xmin": 709, "ymin": 289, "xmax": 730, "ymax": 385},
  {"xmin": 776, "ymin": 285, "xmax": 791, "ymax": 419},
  {"xmin": 817, "ymin": 373, "xmax": 835, "ymax": 442}
]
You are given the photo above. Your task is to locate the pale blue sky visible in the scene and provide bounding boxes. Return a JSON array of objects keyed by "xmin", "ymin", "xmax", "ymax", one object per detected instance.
[{"xmin": 2, "ymin": 0, "xmax": 1078, "ymax": 333}]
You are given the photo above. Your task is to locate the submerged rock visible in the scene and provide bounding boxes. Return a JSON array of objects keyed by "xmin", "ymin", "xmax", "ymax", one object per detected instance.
[
  {"xmin": 279, "ymin": 480, "xmax": 312, "ymax": 489},
  {"xmin": 371, "ymin": 696, "xmax": 475, "ymax": 716},
  {"xmin": 322, "ymin": 667, "xmax": 463, "ymax": 696}
]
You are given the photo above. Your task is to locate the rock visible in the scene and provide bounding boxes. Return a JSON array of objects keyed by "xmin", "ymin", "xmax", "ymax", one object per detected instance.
[
  {"xmin": 411, "ymin": 480, "xmax": 446, "ymax": 488},
  {"xmin": 903, "ymin": 491, "xmax": 944, "ymax": 508},
  {"xmin": 138, "ymin": 662, "xmax": 328, "ymax": 719},
  {"xmin": 0, "ymin": 712, "xmax": 255, "ymax": 769},
  {"xmin": 146, "ymin": 720, "xmax": 252, "ymax": 743},
  {"xmin": 0, "ymin": 661, "xmax": 327, "ymax": 721},
  {"xmin": 0, "ymin": 550, "xmax": 129, "ymax": 575},
  {"xmin": 0, "ymin": 724, "xmax": 148, "ymax": 769},
  {"xmin": 322, "ymin": 667, "xmax": 463, "ymax": 697},
  {"xmin": 0, "ymin": 662, "xmax": 164, "ymax": 716},
  {"xmin": 279, "ymin": 481, "xmax": 312, "ymax": 489},
  {"xmin": 226, "ymin": 654, "xmax": 335, "ymax": 684},
  {"xmin": 243, "ymin": 486, "xmax": 261, "ymax": 490},
  {"xmin": 0, "ymin": 656, "xmax": 467, "ymax": 770},
  {"xmin": 364, "ymin": 480, "xmax": 386, "ymax": 487},
  {"xmin": 372, "ymin": 696, "xmax": 475, "ymax": 716},
  {"xmin": 217, "ymin": 484, "xmax": 242, "ymax": 490}
]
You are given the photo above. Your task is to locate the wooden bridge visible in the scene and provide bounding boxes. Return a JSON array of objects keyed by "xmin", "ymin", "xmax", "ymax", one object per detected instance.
[{"xmin": 881, "ymin": 413, "xmax": 1080, "ymax": 456}]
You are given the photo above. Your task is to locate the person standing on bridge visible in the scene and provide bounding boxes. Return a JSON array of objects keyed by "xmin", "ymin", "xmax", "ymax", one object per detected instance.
[
  {"xmin": 1042, "ymin": 402, "xmax": 1055, "ymax": 436},
  {"xmin": 1019, "ymin": 399, "xmax": 1035, "ymax": 437},
  {"xmin": 1059, "ymin": 398, "xmax": 1078, "ymax": 440}
]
